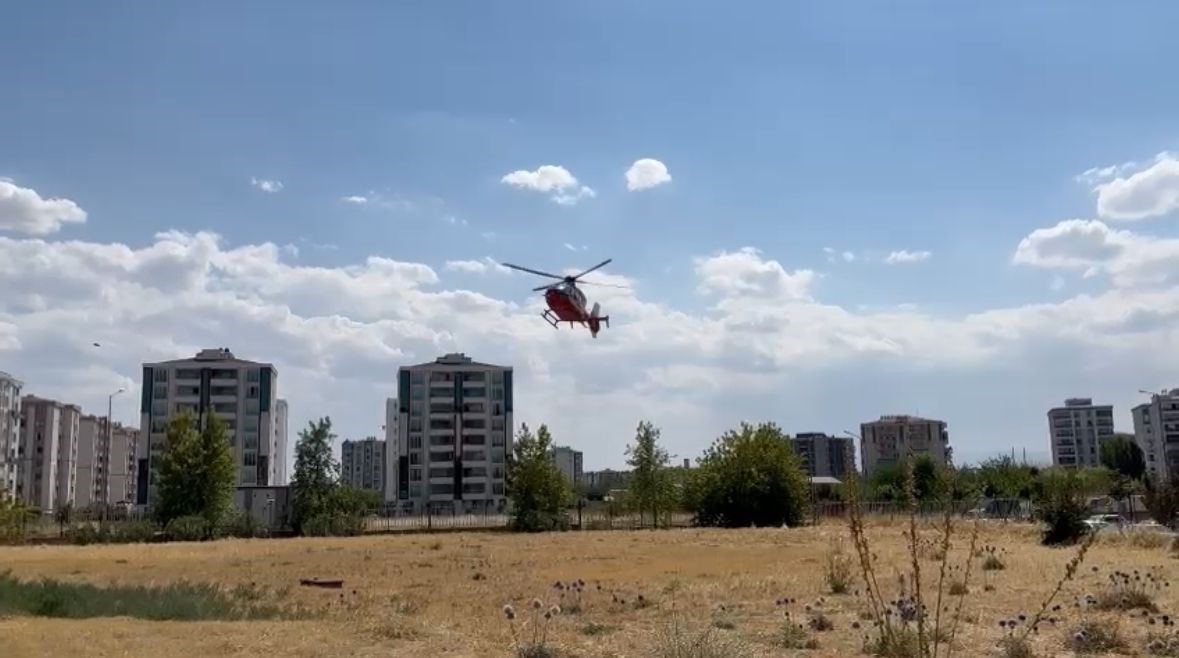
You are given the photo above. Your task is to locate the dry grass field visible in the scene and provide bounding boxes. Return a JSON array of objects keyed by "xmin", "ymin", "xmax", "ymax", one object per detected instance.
[{"xmin": 1, "ymin": 520, "xmax": 1177, "ymax": 657}]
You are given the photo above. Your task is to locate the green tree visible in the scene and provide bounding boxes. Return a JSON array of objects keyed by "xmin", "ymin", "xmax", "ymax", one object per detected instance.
[
  {"xmin": 1033, "ymin": 468, "xmax": 1091, "ymax": 545},
  {"xmin": 625, "ymin": 420, "xmax": 674, "ymax": 527},
  {"xmin": 507, "ymin": 423, "xmax": 571, "ymax": 531},
  {"xmin": 977, "ymin": 456, "xmax": 1036, "ymax": 499},
  {"xmin": 1100, "ymin": 436, "xmax": 1146, "ymax": 481},
  {"xmin": 1143, "ymin": 476, "xmax": 1179, "ymax": 527},
  {"xmin": 155, "ymin": 412, "xmax": 235, "ymax": 534},
  {"xmin": 867, "ymin": 455, "xmax": 947, "ymax": 503},
  {"xmin": 687, "ymin": 422, "xmax": 809, "ymax": 528},
  {"xmin": 290, "ymin": 417, "xmax": 339, "ymax": 534}
]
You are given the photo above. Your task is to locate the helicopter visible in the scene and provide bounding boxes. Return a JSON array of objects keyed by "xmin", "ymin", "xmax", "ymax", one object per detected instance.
[{"xmin": 500, "ymin": 258, "xmax": 621, "ymax": 338}]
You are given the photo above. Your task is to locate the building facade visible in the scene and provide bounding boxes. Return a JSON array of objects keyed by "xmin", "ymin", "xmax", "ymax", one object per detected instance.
[
  {"xmin": 1133, "ymin": 389, "xmax": 1179, "ymax": 482},
  {"xmin": 1048, "ymin": 398, "xmax": 1115, "ymax": 468},
  {"xmin": 551, "ymin": 445, "xmax": 584, "ymax": 487},
  {"xmin": 75, "ymin": 415, "xmax": 106, "ymax": 507},
  {"xmin": 389, "ymin": 353, "xmax": 512, "ymax": 515},
  {"xmin": 791, "ymin": 432, "xmax": 856, "ymax": 480},
  {"xmin": 860, "ymin": 415, "xmax": 951, "ymax": 477},
  {"xmin": 274, "ymin": 399, "xmax": 288, "ymax": 486},
  {"xmin": 138, "ymin": 348, "xmax": 281, "ymax": 508},
  {"xmin": 17, "ymin": 396, "xmax": 82, "ymax": 512},
  {"xmin": 107, "ymin": 424, "xmax": 138, "ymax": 505},
  {"xmin": 341, "ymin": 437, "xmax": 386, "ymax": 493},
  {"xmin": 383, "ymin": 397, "xmax": 398, "ymax": 503},
  {"xmin": 0, "ymin": 371, "xmax": 21, "ymax": 498}
]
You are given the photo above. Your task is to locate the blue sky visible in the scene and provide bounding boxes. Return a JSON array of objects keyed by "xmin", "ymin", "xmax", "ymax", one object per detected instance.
[{"xmin": 4, "ymin": 2, "xmax": 1179, "ymax": 469}]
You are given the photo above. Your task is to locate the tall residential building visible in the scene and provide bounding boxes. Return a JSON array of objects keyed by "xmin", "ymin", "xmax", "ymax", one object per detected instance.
[
  {"xmin": 74, "ymin": 416, "xmax": 138, "ymax": 507},
  {"xmin": 138, "ymin": 348, "xmax": 281, "ymax": 508},
  {"xmin": 107, "ymin": 423, "xmax": 138, "ymax": 505},
  {"xmin": 17, "ymin": 396, "xmax": 82, "ymax": 512},
  {"xmin": 791, "ymin": 432, "xmax": 856, "ymax": 480},
  {"xmin": 1047, "ymin": 398, "xmax": 1114, "ymax": 468},
  {"xmin": 341, "ymin": 437, "xmax": 386, "ymax": 493},
  {"xmin": 389, "ymin": 353, "xmax": 513, "ymax": 515},
  {"xmin": 551, "ymin": 445, "xmax": 583, "ymax": 487},
  {"xmin": 383, "ymin": 397, "xmax": 398, "ymax": 503},
  {"xmin": 274, "ymin": 399, "xmax": 288, "ymax": 486},
  {"xmin": 860, "ymin": 415, "xmax": 951, "ymax": 477},
  {"xmin": 1133, "ymin": 389, "xmax": 1179, "ymax": 482},
  {"xmin": 0, "ymin": 371, "xmax": 21, "ymax": 498},
  {"xmin": 75, "ymin": 415, "xmax": 107, "ymax": 507}
]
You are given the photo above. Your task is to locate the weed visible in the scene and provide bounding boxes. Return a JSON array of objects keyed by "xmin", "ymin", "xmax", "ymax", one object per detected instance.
[
  {"xmin": 580, "ymin": 622, "xmax": 615, "ymax": 636},
  {"xmin": 996, "ymin": 635, "xmax": 1036, "ymax": 658},
  {"xmin": 650, "ymin": 615, "xmax": 752, "ymax": 658},
  {"xmin": 1094, "ymin": 568, "xmax": 1162, "ymax": 612},
  {"xmin": 863, "ymin": 625, "xmax": 922, "ymax": 658},
  {"xmin": 825, "ymin": 538, "xmax": 855, "ymax": 594},
  {"xmin": 1147, "ymin": 631, "xmax": 1179, "ymax": 656},
  {"xmin": 711, "ymin": 617, "xmax": 736, "ymax": 630},
  {"xmin": 503, "ymin": 599, "xmax": 559, "ymax": 658},
  {"xmin": 981, "ymin": 546, "xmax": 1006, "ymax": 571},
  {"xmin": 779, "ymin": 621, "xmax": 811, "ymax": 649},
  {"xmin": 429, "ymin": 541, "xmax": 442, "ymax": 551},
  {"xmin": 808, "ymin": 612, "xmax": 834, "ymax": 632},
  {"xmin": 1067, "ymin": 618, "xmax": 1127, "ymax": 654}
]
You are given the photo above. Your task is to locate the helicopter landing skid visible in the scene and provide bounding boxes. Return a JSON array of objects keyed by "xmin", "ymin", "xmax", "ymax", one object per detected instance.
[{"xmin": 541, "ymin": 309, "xmax": 561, "ymax": 329}]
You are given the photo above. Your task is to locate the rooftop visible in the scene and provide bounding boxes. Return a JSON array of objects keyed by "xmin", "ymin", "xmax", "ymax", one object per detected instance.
[
  {"xmin": 404, "ymin": 352, "xmax": 510, "ymax": 370},
  {"xmin": 147, "ymin": 347, "xmax": 274, "ymax": 368},
  {"xmin": 866, "ymin": 415, "xmax": 945, "ymax": 425}
]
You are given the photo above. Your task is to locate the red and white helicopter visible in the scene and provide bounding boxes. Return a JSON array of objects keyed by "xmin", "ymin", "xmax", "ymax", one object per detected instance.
[{"xmin": 500, "ymin": 258, "xmax": 621, "ymax": 338}]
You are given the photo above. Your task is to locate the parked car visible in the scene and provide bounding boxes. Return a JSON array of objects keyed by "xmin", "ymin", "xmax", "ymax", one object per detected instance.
[{"xmin": 1083, "ymin": 514, "xmax": 1125, "ymax": 531}]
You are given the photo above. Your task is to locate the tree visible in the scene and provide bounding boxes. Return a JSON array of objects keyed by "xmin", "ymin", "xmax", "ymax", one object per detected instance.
[
  {"xmin": 977, "ymin": 456, "xmax": 1036, "ymax": 500},
  {"xmin": 1143, "ymin": 476, "xmax": 1179, "ymax": 528},
  {"xmin": 507, "ymin": 423, "xmax": 571, "ymax": 531},
  {"xmin": 290, "ymin": 417, "xmax": 339, "ymax": 534},
  {"xmin": 1100, "ymin": 436, "xmax": 1146, "ymax": 481},
  {"xmin": 1033, "ymin": 468, "xmax": 1091, "ymax": 545},
  {"xmin": 625, "ymin": 420, "xmax": 674, "ymax": 527},
  {"xmin": 867, "ymin": 455, "xmax": 948, "ymax": 503},
  {"xmin": 687, "ymin": 422, "xmax": 809, "ymax": 528},
  {"xmin": 154, "ymin": 412, "xmax": 236, "ymax": 534}
]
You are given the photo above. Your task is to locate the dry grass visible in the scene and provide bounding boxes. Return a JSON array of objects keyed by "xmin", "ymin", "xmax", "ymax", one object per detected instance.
[{"xmin": 0, "ymin": 520, "xmax": 1176, "ymax": 657}]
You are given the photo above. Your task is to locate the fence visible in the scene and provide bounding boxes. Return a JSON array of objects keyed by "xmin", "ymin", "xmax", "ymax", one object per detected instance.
[{"xmin": 362, "ymin": 510, "xmax": 695, "ymax": 534}]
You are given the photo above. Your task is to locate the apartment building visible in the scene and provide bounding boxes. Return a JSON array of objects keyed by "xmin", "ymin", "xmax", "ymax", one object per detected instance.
[
  {"xmin": 274, "ymin": 399, "xmax": 288, "ymax": 485},
  {"xmin": 138, "ymin": 348, "xmax": 281, "ymax": 508},
  {"xmin": 1047, "ymin": 398, "xmax": 1114, "ymax": 468},
  {"xmin": 341, "ymin": 437, "xmax": 386, "ymax": 493},
  {"xmin": 383, "ymin": 397, "xmax": 398, "ymax": 503},
  {"xmin": 75, "ymin": 416, "xmax": 138, "ymax": 507},
  {"xmin": 389, "ymin": 353, "xmax": 512, "ymax": 515},
  {"xmin": 791, "ymin": 432, "xmax": 856, "ymax": 480},
  {"xmin": 17, "ymin": 396, "xmax": 82, "ymax": 512},
  {"xmin": 0, "ymin": 371, "xmax": 21, "ymax": 498},
  {"xmin": 107, "ymin": 424, "xmax": 138, "ymax": 505},
  {"xmin": 551, "ymin": 445, "xmax": 583, "ymax": 487},
  {"xmin": 860, "ymin": 415, "xmax": 951, "ymax": 477},
  {"xmin": 1133, "ymin": 389, "xmax": 1179, "ymax": 482}
]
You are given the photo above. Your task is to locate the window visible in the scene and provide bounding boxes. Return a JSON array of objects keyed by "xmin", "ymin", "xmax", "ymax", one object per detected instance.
[
  {"xmin": 491, "ymin": 386, "xmax": 504, "ymax": 400},
  {"xmin": 462, "ymin": 371, "xmax": 486, "ymax": 382},
  {"xmin": 176, "ymin": 369, "xmax": 200, "ymax": 380},
  {"xmin": 463, "ymin": 402, "xmax": 485, "ymax": 413},
  {"xmin": 430, "ymin": 435, "xmax": 455, "ymax": 447},
  {"xmin": 492, "ymin": 483, "xmax": 505, "ymax": 495},
  {"xmin": 213, "ymin": 403, "xmax": 236, "ymax": 414},
  {"xmin": 409, "ymin": 452, "xmax": 421, "ymax": 465},
  {"xmin": 492, "ymin": 418, "xmax": 505, "ymax": 430},
  {"xmin": 429, "ymin": 386, "xmax": 452, "ymax": 398},
  {"xmin": 429, "ymin": 418, "xmax": 454, "ymax": 430},
  {"xmin": 246, "ymin": 369, "xmax": 260, "ymax": 383},
  {"xmin": 429, "ymin": 451, "xmax": 455, "ymax": 463},
  {"xmin": 410, "ymin": 386, "xmax": 425, "ymax": 400},
  {"xmin": 463, "ymin": 466, "xmax": 487, "ymax": 478},
  {"xmin": 410, "ymin": 468, "xmax": 422, "ymax": 482},
  {"xmin": 463, "ymin": 418, "xmax": 486, "ymax": 430},
  {"xmin": 246, "ymin": 385, "xmax": 259, "ymax": 398},
  {"xmin": 245, "ymin": 400, "xmax": 260, "ymax": 414},
  {"xmin": 492, "ymin": 433, "xmax": 506, "ymax": 447},
  {"xmin": 211, "ymin": 385, "xmax": 237, "ymax": 397},
  {"xmin": 462, "ymin": 450, "xmax": 486, "ymax": 462},
  {"xmin": 152, "ymin": 385, "xmax": 167, "ymax": 399},
  {"xmin": 411, "ymin": 371, "xmax": 425, "ymax": 384},
  {"xmin": 430, "ymin": 483, "xmax": 454, "ymax": 495},
  {"xmin": 430, "ymin": 371, "xmax": 453, "ymax": 383},
  {"xmin": 430, "ymin": 402, "xmax": 454, "ymax": 414},
  {"xmin": 152, "ymin": 401, "xmax": 167, "ymax": 416},
  {"xmin": 492, "ymin": 371, "xmax": 504, "ymax": 385},
  {"xmin": 429, "ymin": 467, "xmax": 454, "ymax": 478},
  {"xmin": 463, "ymin": 387, "xmax": 486, "ymax": 398},
  {"xmin": 211, "ymin": 370, "xmax": 236, "ymax": 380},
  {"xmin": 244, "ymin": 452, "xmax": 257, "ymax": 466},
  {"xmin": 154, "ymin": 369, "xmax": 169, "ymax": 382},
  {"xmin": 408, "ymin": 435, "xmax": 422, "ymax": 450},
  {"xmin": 491, "ymin": 449, "xmax": 505, "ymax": 464},
  {"xmin": 410, "ymin": 401, "xmax": 423, "ymax": 417},
  {"xmin": 464, "ymin": 434, "xmax": 486, "ymax": 445},
  {"xmin": 462, "ymin": 482, "xmax": 485, "ymax": 495}
]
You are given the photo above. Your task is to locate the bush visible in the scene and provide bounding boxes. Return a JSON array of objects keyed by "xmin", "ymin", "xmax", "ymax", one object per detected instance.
[
  {"xmin": 302, "ymin": 513, "xmax": 364, "ymax": 537},
  {"xmin": 779, "ymin": 621, "xmax": 812, "ymax": 649},
  {"xmin": 1067, "ymin": 619, "xmax": 1127, "ymax": 654},
  {"xmin": 650, "ymin": 616, "xmax": 753, "ymax": 657},
  {"xmin": 1034, "ymin": 471, "xmax": 1090, "ymax": 545},
  {"xmin": 165, "ymin": 515, "xmax": 209, "ymax": 542},
  {"xmin": 65, "ymin": 523, "xmax": 107, "ymax": 546},
  {"xmin": 112, "ymin": 520, "xmax": 158, "ymax": 543},
  {"xmin": 220, "ymin": 511, "xmax": 266, "ymax": 539},
  {"xmin": 825, "ymin": 539, "xmax": 855, "ymax": 594}
]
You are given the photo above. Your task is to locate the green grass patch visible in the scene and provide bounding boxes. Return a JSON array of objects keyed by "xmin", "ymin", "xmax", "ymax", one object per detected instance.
[{"xmin": 0, "ymin": 570, "xmax": 285, "ymax": 621}]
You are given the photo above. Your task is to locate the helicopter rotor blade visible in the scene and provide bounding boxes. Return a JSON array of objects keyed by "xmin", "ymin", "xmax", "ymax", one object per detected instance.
[
  {"xmin": 578, "ymin": 279, "xmax": 630, "ymax": 289},
  {"xmin": 571, "ymin": 258, "xmax": 612, "ymax": 280},
  {"xmin": 500, "ymin": 262, "xmax": 564, "ymax": 280},
  {"xmin": 532, "ymin": 282, "xmax": 560, "ymax": 292}
]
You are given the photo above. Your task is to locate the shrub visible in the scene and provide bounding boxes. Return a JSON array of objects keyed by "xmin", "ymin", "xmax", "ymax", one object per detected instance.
[
  {"xmin": 1034, "ymin": 471, "xmax": 1090, "ymax": 545},
  {"xmin": 220, "ymin": 511, "xmax": 266, "ymax": 539},
  {"xmin": 779, "ymin": 621, "xmax": 811, "ymax": 649},
  {"xmin": 65, "ymin": 523, "xmax": 107, "ymax": 546},
  {"xmin": 112, "ymin": 520, "xmax": 158, "ymax": 543},
  {"xmin": 997, "ymin": 635, "xmax": 1036, "ymax": 658},
  {"xmin": 650, "ymin": 615, "xmax": 752, "ymax": 657},
  {"xmin": 165, "ymin": 515, "xmax": 209, "ymax": 542},
  {"xmin": 1094, "ymin": 569, "xmax": 1161, "ymax": 612},
  {"xmin": 1146, "ymin": 632, "xmax": 1179, "ymax": 656},
  {"xmin": 863, "ymin": 625, "xmax": 922, "ymax": 657}
]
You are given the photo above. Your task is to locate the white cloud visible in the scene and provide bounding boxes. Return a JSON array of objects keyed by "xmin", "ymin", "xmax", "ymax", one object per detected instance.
[
  {"xmin": 842, "ymin": 251, "xmax": 856, "ymax": 263},
  {"xmin": 0, "ymin": 180, "xmax": 87, "ymax": 235},
  {"xmin": 250, "ymin": 178, "xmax": 284, "ymax": 193},
  {"xmin": 341, "ymin": 195, "xmax": 369, "ymax": 205},
  {"xmin": 885, "ymin": 250, "xmax": 932, "ymax": 264},
  {"xmin": 695, "ymin": 247, "xmax": 815, "ymax": 301},
  {"xmin": 625, "ymin": 158, "xmax": 672, "ymax": 191},
  {"xmin": 563, "ymin": 243, "xmax": 587, "ymax": 252},
  {"xmin": 443, "ymin": 258, "xmax": 509, "ymax": 275},
  {"xmin": 1013, "ymin": 218, "xmax": 1179, "ymax": 288},
  {"xmin": 1094, "ymin": 153, "xmax": 1179, "ymax": 220},
  {"xmin": 501, "ymin": 165, "xmax": 596, "ymax": 205}
]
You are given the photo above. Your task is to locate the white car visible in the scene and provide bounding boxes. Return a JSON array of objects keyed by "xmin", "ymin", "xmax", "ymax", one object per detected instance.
[{"xmin": 1083, "ymin": 514, "xmax": 1125, "ymax": 531}]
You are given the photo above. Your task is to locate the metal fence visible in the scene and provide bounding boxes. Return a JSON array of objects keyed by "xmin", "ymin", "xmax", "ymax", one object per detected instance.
[{"xmin": 362, "ymin": 510, "xmax": 695, "ymax": 533}]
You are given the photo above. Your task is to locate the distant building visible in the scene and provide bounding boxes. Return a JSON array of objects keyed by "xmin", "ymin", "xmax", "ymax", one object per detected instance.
[
  {"xmin": 860, "ymin": 415, "xmax": 951, "ymax": 477},
  {"xmin": 1048, "ymin": 398, "xmax": 1114, "ymax": 468},
  {"xmin": 17, "ymin": 396, "xmax": 82, "ymax": 512},
  {"xmin": 551, "ymin": 445, "xmax": 583, "ymax": 486},
  {"xmin": 107, "ymin": 423, "xmax": 138, "ymax": 505},
  {"xmin": 341, "ymin": 438, "xmax": 387, "ymax": 493},
  {"xmin": 0, "ymin": 371, "xmax": 21, "ymax": 498},
  {"xmin": 274, "ymin": 399, "xmax": 289, "ymax": 486},
  {"xmin": 1133, "ymin": 389, "xmax": 1179, "ymax": 482},
  {"xmin": 389, "ymin": 353, "xmax": 513, "ymax": 515},
  {"xmin": 383, "ymin": 397, "xmax": 398, "ymax": 503},
  {"xmin": 75, "ymin": 416, "xmax": 106, "ymax": 507},
  {"xmin": 583, "ymin": 468, "xmax": 630, "ymax": 495},
  {"xmin": 791, "ymin": 433, "xmax": 856, "ymax": 480},
  {"xmin": 138, "ymin": 348, "xmax": 282, "ymax": 508}
]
